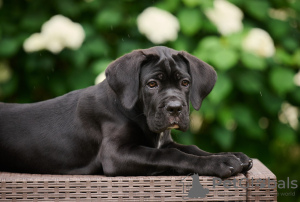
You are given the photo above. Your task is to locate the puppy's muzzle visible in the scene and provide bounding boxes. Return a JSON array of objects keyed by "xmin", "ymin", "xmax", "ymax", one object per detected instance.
[
  {"xmin": 166, "ymin": 100, "xmax": 182, "ymax": 116},
  {"xmin": 165, "ymin": 100, "xmax": 183, "ymax": 129}
]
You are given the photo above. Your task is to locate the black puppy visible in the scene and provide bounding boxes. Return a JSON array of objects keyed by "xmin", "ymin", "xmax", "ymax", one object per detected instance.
[{"xmin": 0, "ymin": 46, "xmax": 252, "ymax": 178}]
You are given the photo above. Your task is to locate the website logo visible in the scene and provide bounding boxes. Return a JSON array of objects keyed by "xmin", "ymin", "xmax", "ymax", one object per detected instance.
[
  {"xmin": 179, "ymin": 173, "xmax": 209, "ymax": 199},
  {"xmin": 179, "ymin": 174, "xmax": 298, "ymax": 200}
]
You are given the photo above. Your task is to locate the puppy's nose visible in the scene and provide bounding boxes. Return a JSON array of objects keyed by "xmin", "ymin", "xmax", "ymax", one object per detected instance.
[{"xmin": 166, "ymin": 101, "xmax": 182, "ymax": 116}]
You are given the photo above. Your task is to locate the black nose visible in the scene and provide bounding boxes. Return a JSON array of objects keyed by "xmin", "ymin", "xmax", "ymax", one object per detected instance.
[{"xmin": 166, "ymin": 101, "xmax": 183, "ymax": 115}]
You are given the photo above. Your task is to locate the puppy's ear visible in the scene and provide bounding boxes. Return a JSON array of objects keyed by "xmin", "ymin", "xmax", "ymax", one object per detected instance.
[
  {"xmin": 105, "ymin": 50, "xmax": 146, "ymax": 110},
  {"xmin": 178, "ymin": 51, "xmax": 217, "ymax": 111}
]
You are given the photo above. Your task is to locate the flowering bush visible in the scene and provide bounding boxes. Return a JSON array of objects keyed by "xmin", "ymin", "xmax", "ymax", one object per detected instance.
[
  {"xmin": 242, "ymin": 28, "xmax": 275, "ymax": 58},
  {"xmin": 23, "ymin": 15, "xmax": 85, "ymax": 54},
  {"xmin": 0, "ymin": 1, "xmax": 299, "ymax": 200},
  {"xmin": 205, "ymin": 0, "xmax": 243, "ymax": 35},
  {"xmin": 137, "ymin": 7, "xmax": 179, "ymax": 44}
]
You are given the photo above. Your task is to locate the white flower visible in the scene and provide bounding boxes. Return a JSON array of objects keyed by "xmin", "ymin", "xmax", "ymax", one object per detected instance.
[
  {"xmin": 95, "ymin": 72, "xmax": 106, "ymax": 85},
  {"xmin": 294, "ymin": 71, "xmax": 300, "ymax": 87},
  {"xmin": 23, "ymin": 33, "xmax": 47, "ymax": 52},
  {"xmin": 205, "ymin": 0, "xmax": 243, "ymax": 35},
  {"xmin": 137, "ymin": 7, "xmax": 180, "ymax": 44},
  {"xmin": 279, "ymin": 102, "xmax": 299, "ymax": 130},
  {"xmin": 23, "ymin": 15, "xmax": 85, "ymax": 54},
  {"xmin": 242, "ymin": 28, "xmax": 275, "ymax": 58}
]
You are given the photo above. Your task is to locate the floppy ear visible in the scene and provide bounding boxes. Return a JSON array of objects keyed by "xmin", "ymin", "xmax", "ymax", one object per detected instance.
[
  {"xmin": 178, "ymin": 51, "xmax": 217, "ymax": 111},
  {"xmin": 105, "ymin": 50, "xmax": 146, "ymax": 110}
]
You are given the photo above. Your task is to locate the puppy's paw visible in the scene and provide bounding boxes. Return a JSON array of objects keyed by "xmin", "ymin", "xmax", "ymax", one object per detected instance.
[
  {"xmin": 220, "ymin": 152, "xmax": 253, "ymax": 173},
  {"xmin": 208, "ymin": 155, "xmax": 243, "ymax": 178}
]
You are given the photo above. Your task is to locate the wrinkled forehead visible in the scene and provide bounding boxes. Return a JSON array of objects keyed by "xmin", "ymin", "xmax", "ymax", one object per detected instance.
[{"xmin": 140, "ymin": 55, "xmax": 190, "ymax": 81}]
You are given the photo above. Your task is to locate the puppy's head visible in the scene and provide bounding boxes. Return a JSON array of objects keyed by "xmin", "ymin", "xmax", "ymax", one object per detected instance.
[{"xmin": 105, "ymin": 46, "xmax": 217, "ymax": 133}]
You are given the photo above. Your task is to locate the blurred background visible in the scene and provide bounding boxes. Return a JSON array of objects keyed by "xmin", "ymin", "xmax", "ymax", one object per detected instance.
[{"xmin": 0, "ymin": 0, "xmax": 299, "ymax": 200}]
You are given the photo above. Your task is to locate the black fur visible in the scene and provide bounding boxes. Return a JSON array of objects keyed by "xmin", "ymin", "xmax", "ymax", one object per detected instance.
[{"xmin": 0, "ymin": 46, "xmax": 252, "ymax": 177}]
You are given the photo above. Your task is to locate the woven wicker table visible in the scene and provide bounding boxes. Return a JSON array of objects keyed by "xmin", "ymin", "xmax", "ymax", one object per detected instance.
[{"xmin": 0, "ymin": 159, "xmax": 276, "ymax": 201}]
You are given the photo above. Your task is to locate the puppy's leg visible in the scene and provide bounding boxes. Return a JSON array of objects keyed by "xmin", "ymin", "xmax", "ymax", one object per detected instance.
[
  {"xmin": 165, "ymin": 142, "xmax": 252, "ymax": 173},
  {"xmin": 164, "ymin": 142, "xmax": 212, "ymax": 156},
  {"xmin": 101, "ymin": 145, "xmax": 243, "ymax": 178}
]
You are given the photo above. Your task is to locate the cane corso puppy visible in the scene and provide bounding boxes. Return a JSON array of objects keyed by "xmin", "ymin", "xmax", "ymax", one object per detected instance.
[{"xmin": 0, "ymin": 46, "xmax": 252, "ymax": 178}]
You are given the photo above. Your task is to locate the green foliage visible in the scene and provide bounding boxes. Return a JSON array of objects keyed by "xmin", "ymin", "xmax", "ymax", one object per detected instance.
[
  {"xmin": 0, "ymin": 0, "xmax": 299, "ymax": 201},
  {"xmin": 269, "ymin": 67, "xmax": 295, "ymax": 95},
  {"xmin": 178, "ymin": 8, "xmax": 202, "ymax": 36},
  {"xmin": 241, "ymin": 52, "xmax": 267, "ymax": 70}
]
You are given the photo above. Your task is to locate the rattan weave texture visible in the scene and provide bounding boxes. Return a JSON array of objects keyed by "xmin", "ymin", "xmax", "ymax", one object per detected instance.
[{"xmin": 0, "ymin": 159, "xmax": 276, "ymax": 201}]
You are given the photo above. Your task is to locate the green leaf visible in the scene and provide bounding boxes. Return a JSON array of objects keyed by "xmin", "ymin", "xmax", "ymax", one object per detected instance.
[
  {"xmin": 117, "ymin": 40, "xmax": 140, "ymax": 56},
  {"xmin": 209, "ymin": 48, "xmax": 238, "ymax": 70},
  {"xmin": 275, "ymin": 48, "xmax": 293, "ymax": 66},
  {"xmin": 269, "ymin": 67, "xmax": 295, "ymax": 95},
  {"xmin": 244, "ymin": 0, "xmax": 270, "ymax": 20},
  {"xmin": 55, "ymin": 0, "xmax": 81, "ymax": 17},
  {"xmin": 274, "ymin": 123, "xmax": 296, "ymax": 145},
  {"xmin": 236, "ymin": 71, "xmax": 263, "ymax": 94},
  {"xmin": 233, "ymin": 105, "xmax": 253, "ymax": 128},
  {"xmin": 292, "ymin": 49, "xmax": 300, "ymax": 66},
  {"xmin": 171, "ymin": 37, "xmax": 192, "ymax": 52},
  {"xmin": 260, "ymin": 91, "xmax": 283, "ymax": 115},
  {"xmin": 283, "ymin": 38, "xmax": 298, "ymax": 52},
  {"xmin": 21, "ymin": 14, "xmax": 47, "ymax": 31},
  {"xmin": 65, "ymin": 50, "xmax": 87, "ymax": 69},
  {"xmin": 193, "ymin": 36, "xmax": 221, "ymax": 61},
  {"xmin": 0, "ymin": 75, "xmax": 18, "ymax": 98},
  {"xmin": 208, "ymin": 74, "xmax": 233, "ymax": 104},
  {"xmin": 0, "ymin": 38, "xmax": 19, "ymax": 57},
  {"xmin": 199, "ymin": 100, "xmax": 216, "ymax": 121},
  {"xmin": 67, "ymin": 70, "xmax": 94, "ymax": 90},
  {"xmin": 197, "ymin": 36, "xmax": 221, "ymax": 51},
  {"xmin": 268, "ymin": 19, "xmax": 289, "ymax": 39},
  {"xmin": 182, "ymin": 0, "xmax": 201, "ymax": 7},
  {"xmin": 232, "ymin": 105, "xmax": 265, "ymax": 140},
  {"xmin": 91, "ymin": 59, "xmax": 112, "ymax": 74},
  {"xmin": 241, "ymin": 52, "xmax": 267, "ymax": 70},
  {"xmin": 94, "ymin": 9, "xmax": 122, "ymax": 29},
  {"xmin": 217, "ymin": 107, "xmax": 234, "ymax": 127},
  {"xmin": 48, "ymin": 76, "xmax": 68, "ymax": 96},
  {"xmin": 287, "ymin": 88, "xmax": 300, "ymax": 106},
  {"xmin": 226, "ymin": 32, "xmax": 244, "ymax": 49},
  {"xmin": 178, "ymin": 8, "xmax": 202, "ymax": 36},
  {"xmin": 199, "ymin": 0, "xmax": 214, "ymax": 9},
  {"xmin": 82, "ymin": 37, "xmax": 108, "ymax": 57},
  {"xmin": 172, "ymin": 130, "xmax": 195, "ymax": 145},
  {"xmin": 213, "ymin": 127, "xmax": 234, "ymax": 151},
  {"xmin": 155, "ymin": 0, "xmax": 180, "ymax": 12}
]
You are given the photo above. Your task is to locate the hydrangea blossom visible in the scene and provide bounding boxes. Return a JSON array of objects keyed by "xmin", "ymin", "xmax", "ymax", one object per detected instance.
[
  {"xmin": 137, "ymin": 7, "xmax": 180, "ymax": 44},
  {"xmin": 95, "ymin": 72, "xmax": 106, "ymax": 85},
  {"xmin": 242, "ymin": 28, "xmax": 275, "ymax": 58},
  {"xmin": 205, "ymin": 0, "xmax": 243, "ymax": 35},
  {"xmin": 23, "ymin": 15, "xmax": 85, "ymax": 54},
  {"xmin": 294, "ymin": 71, "xmax": 300, "ymax": 87}
]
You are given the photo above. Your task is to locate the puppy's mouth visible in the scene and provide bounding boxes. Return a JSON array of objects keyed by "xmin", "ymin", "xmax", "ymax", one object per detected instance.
[
  {"xmin": 167, "ymin": 123, "xmax": 179, "ymax": 129},
  {"xmin": 167, "ymin": 117, "xmax": 180, "ymax": 130},
  {"xmin": 147, "ymin": 110, "xmax": 189, "ymax": 133}
]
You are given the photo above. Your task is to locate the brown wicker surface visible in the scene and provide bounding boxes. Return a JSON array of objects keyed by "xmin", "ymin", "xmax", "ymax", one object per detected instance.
[
  {"xmin": 246, "ymin": 159, "xmax": 277, "ymax": 202},
  {"xmin": 0, "ymin": 159, "xmax": 276, "ymax": 201}
]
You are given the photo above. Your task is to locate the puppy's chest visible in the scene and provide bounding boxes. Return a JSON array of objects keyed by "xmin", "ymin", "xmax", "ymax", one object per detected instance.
[{"xmin": 155, "ymin": 132, "xmax": 165, "ymax": 149}]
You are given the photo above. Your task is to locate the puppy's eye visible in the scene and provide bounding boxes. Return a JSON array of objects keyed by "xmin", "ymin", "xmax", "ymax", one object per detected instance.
[
  {"xmin": 147, "ymin": 81, "xmax": 158, "ymax": 88},
  {"xmin": 181, "ymin": 80, "xmax": 190, "ymax": 87}
]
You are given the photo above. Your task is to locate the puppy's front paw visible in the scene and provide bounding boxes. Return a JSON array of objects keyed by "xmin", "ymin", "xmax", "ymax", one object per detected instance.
[
  {"xmin": 220, "ymin": 152, "xmax": 253, "ymax": 173},
  {"xmin": 208, "ymin": 155, "xmax": 243, "ymax": 178}
]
